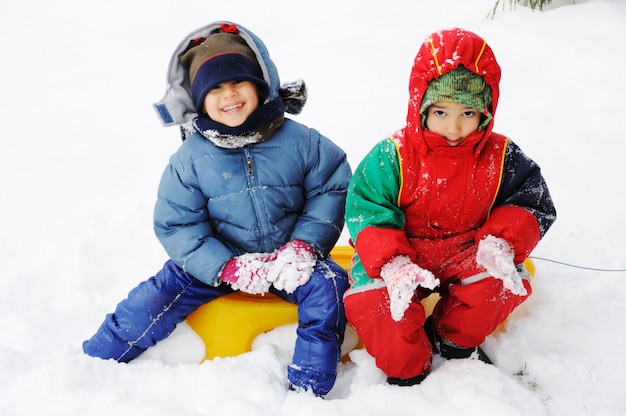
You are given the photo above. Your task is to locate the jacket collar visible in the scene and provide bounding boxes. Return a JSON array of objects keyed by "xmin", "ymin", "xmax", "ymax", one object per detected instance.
[{"xmin": 193, "ymin": 97, "xmax": 285, "ymax": 148}]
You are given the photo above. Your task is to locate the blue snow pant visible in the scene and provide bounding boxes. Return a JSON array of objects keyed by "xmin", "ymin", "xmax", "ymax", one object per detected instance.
[{"xmin": 83, "ymin": 258, "xmax": 348, "ymax": 396}]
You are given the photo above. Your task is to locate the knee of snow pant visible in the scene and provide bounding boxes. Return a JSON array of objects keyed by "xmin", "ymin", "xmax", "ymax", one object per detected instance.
[
  {"xmin": 344, "ymin": 286, "xmax": 432, "ymax": 379},
  {"xmin": 274, "ymin": 258, "xmax": 348, "ymax": 396},
  {"xmin": 83, "ymin": 260, "xmax": 232, "ymax": 362},
  {"xmin": 433, "ymin": 276, "xmax": 532, "ymax": 348}
]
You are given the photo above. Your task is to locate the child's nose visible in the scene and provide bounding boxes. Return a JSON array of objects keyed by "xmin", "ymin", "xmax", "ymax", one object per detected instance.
[
  {"xmin": 447, "ymin": 119, "xmax": 462, "ymax": 134},
  {"xmin": 222, "ymin": 84, "xmax": 237, "ymax": 96}
]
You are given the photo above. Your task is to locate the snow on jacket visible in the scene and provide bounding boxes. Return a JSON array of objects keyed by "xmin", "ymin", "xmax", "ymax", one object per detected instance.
[
  {"xmin": 345, "ymin": 28, "xmax": 557, "ymax": 291},
  {"xmin": 155, "ymin": 121, "xmax": 350, "ymax": 285},
  {"xmin": 151, "ymin": 22, "xmax": 351, "ymax": 285}
]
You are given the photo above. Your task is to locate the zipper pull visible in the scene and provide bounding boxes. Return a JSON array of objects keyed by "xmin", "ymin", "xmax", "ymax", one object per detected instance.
[{"xmin": 246, "ymin": 157, "xmax": 254, "ymax": 176}]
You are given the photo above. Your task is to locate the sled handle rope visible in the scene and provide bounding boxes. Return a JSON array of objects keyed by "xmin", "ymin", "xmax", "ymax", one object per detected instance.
[{"xmin": 529, "ymin": 256, "xmax": 626, "ymax": 273}]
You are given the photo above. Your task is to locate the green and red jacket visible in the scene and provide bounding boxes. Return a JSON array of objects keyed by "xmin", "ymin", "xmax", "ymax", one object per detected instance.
[{"xmin": 345, "ymin": 29, "xmax": 556, "ymax": 293}]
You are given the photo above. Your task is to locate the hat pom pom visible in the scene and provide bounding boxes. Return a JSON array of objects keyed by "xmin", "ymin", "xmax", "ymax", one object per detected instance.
[
  {"xmin": 279, "ymin": 79, "xmax": 307, "ymax": 115},
  {"xmin": 220, "ymin": 23, "xmax": 240, "ymax": 34}
]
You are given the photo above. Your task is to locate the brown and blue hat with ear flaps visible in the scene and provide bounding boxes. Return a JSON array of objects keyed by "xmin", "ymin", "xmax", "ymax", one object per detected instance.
[
  {"xmin": 420, "ymin": 65, "xmax": 493, "ymax": 130},
  {"xmin": 180, "ymin": 24, "xmax": 269, "ymax": 114}
]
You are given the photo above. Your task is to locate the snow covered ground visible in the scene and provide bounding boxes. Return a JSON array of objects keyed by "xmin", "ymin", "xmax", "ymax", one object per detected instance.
[{"xmin": 1, "ymin": 0, "xmax": 625, "ymax": 415}]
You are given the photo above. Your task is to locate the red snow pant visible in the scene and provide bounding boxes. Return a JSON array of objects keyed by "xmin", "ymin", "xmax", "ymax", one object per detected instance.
[{"xmin": 344, "ymin": 275, "xmax": 531, "ymax": 379}]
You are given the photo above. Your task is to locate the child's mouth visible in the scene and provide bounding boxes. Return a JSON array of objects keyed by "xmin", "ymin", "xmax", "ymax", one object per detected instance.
[
  {"xmin": 445, "ymin": 137, "xmax": 464, "ymax": 146},
  {"xmin": 222, "ymin": 103, "xmax": 243, "ymax": 113}
]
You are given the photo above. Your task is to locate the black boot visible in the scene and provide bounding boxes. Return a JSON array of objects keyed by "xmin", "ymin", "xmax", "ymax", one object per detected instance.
[
  {"xmin": 424, "ymin": 315, "xmax": 492, "ymax": 365},
  {"xmin": 439, "ymin": 340, "xmax": 492, "ymax": 364},
  {"xmin": 387, "ymin": 372, "xmax": 429, "ymax": 386}
]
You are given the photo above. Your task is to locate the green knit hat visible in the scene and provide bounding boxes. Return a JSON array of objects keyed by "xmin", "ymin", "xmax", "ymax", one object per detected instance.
[{"xmin": 420, "ymin": 65, "xmax": 493, "ymax": 130}]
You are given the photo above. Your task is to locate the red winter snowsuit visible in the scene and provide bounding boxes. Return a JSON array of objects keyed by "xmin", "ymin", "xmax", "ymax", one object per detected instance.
[{"xmin": 344, "ymin": 28, "xmax": 556, "ymax": 380}]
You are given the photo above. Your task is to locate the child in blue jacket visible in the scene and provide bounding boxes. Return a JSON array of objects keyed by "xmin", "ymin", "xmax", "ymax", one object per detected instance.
[{"xmin": 83, "ymin": 21, "xmax": 352, "ymax": 397}]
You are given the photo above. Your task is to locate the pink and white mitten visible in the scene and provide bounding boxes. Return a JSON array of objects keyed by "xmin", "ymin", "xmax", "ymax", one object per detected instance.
[
  {"xmin": 476, "ymin": 235, "xmax": 527, "ymax": 296},
  {"xmin": 266, "ymin": 240, "xmax": 316, "ymax": 294},
  {"xmin": 219, "ymin": 252, "xmax": 274, "ymax": 294},
  {"xmin": 380, "ymin": 255, "xmax": 440, "ymax": 322}
]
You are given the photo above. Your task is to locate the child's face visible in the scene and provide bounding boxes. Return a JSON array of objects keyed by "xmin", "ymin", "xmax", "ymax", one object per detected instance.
[
  {"xmin": 425, "ymin": 101, "xmax": 481, "ymax": 147},
  {"xmin": 203, "ymin": 80, "xmax": 260, "ymax": 127}
]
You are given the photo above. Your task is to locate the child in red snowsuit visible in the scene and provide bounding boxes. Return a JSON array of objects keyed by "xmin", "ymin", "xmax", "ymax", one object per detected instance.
[{"xmin": 343, "ymin": 28, "xmax": 556, "ymax": 386}]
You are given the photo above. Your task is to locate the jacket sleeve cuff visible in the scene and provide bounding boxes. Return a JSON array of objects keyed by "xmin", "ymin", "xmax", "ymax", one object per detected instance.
[
  {"xmin": 355, "ymin": 226, "xmax": 415, "ymax": 278},
  {"xmin": 477, "ymin": 205, "xmax": 541, "ymax": 264}
]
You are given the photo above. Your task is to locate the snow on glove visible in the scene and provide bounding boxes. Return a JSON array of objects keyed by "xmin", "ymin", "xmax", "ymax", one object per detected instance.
[
  {"xmin": 266, "ymin": 239, "xmax": 316, "ymax": 294},
  {"xmin": 380, "ymin": 255, "xmax": 440, "ymax": 322},
  {"xmin": 219, "ymin": 252, "xmax": 274, "ymax": 295},
  {"xmin": 476, "ymin": 235, "xmax": 527, "ymax": 296}
]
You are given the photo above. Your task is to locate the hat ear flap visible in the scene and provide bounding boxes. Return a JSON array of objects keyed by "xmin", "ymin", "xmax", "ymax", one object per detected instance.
[{"xmin": 279, "ymin": 79, "xmax": 307, "ymax": 115}]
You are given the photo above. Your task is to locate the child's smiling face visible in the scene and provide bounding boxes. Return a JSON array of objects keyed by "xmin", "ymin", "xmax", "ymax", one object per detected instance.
[
  {"xmin": 425, "ymin": 101, "xmax": 481, "ymax": 147},
  {"xmin": 203, "ymin": 80, "xmax": 259, "ymax": 127}
]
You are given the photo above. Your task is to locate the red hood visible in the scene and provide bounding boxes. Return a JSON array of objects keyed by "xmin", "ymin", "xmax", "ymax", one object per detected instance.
[{"xmin": 403, "ymin": 28, "xmax": 501, "ymax": 152}]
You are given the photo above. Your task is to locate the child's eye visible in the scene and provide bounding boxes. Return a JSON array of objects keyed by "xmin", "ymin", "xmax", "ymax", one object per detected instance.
[
  {"xmin": 433, "ymin": 110, "xmax": 446, "ymax": 117},
  {"xmin": 462, "ymin": 110, "xmax": 477, "ymax": 118}
]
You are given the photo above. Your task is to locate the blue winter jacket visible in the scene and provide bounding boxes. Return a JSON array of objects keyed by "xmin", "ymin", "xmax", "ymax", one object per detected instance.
[{"xmin": 154, "ymin": 120, "xmax": 351, "ymax": 285}]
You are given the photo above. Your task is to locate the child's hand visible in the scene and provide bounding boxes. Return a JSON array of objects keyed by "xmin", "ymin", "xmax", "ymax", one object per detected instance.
[
  {"xmin": 219, "ymin": 252, "xmax": 274, "ymax": 294},
  {"xmin": 476, "ymin": 235, "xmax": 527, "ymax": 296},
  {"xmin": 380, "ymin": 255, "xmax": 440, "ymax": 322},
  {"xmin": 266, "ymin": 240, "xmax": 316, "ymax": 294}
]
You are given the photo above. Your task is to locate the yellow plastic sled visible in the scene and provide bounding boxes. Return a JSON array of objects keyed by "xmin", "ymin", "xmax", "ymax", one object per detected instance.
[{"xmin": 186, "ymin": 245, "xmax": 534, "ymax": 361}]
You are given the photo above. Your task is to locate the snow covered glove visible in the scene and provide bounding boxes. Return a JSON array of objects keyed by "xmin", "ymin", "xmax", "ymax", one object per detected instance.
[
  {"xmin": 219, "ymin": 252, "xmax": 274, "ymax": 295},
  {"xmin": 476, "ymin": 235, "xmax": 527, "ymax": 296},
  {"xmin": 266, "ymin": 240, "xmax": 316, "ymax": 294},
  {"xmin": 380, "ymin": 255, "xmax": 440, "ymax": 322}
]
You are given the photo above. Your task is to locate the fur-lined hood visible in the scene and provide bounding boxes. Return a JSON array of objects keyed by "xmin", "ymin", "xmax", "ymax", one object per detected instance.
[{"xmin": 153, "ymin": 21, "xmax": 305, "ymax": 128}]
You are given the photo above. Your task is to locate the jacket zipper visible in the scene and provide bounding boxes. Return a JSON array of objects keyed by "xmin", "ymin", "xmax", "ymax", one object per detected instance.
[
  {"xmin": 246, "ymin": 156, "xmax": 254, "ymax": 177},
  {"xmin": 241, "ymin": 147, "xmax": 271, "ymax": 251}
]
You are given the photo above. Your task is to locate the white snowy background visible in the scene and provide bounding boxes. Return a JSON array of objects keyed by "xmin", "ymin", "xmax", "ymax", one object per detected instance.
[{"xmin": 1, "ymin": 0, "xmax": 626, "ymax": 415}]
